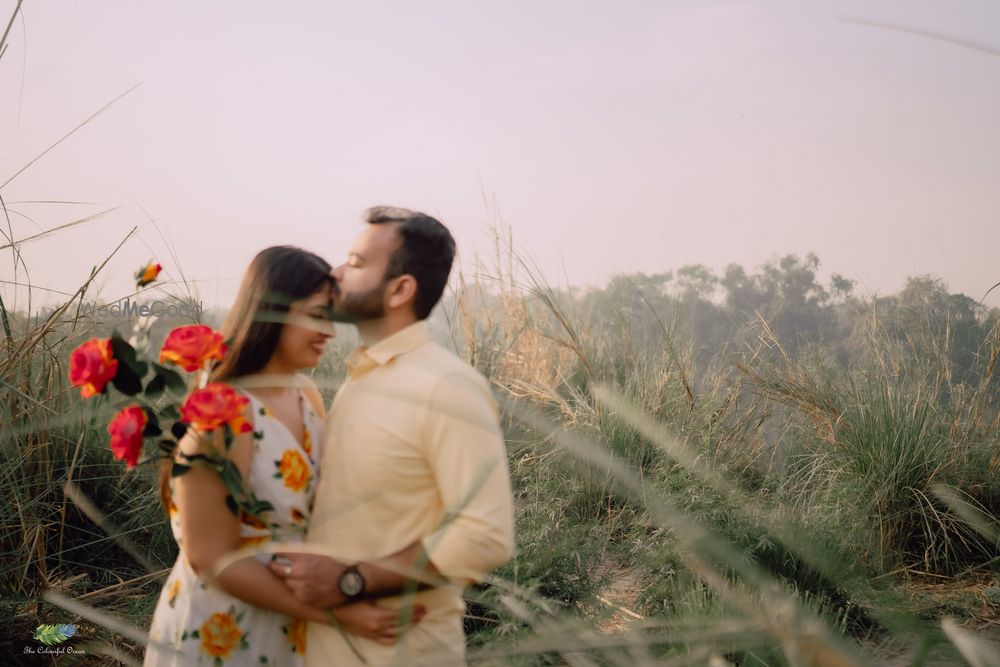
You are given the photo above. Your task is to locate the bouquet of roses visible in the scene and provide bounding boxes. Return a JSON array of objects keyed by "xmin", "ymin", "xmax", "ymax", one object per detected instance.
[{"xmin": 68, "ymin": 263, "xmax": 272, "ymax": 520}]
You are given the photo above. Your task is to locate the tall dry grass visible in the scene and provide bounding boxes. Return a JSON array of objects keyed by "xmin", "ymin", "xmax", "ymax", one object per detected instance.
[
  {"xmin": 4, "ymin": 3, "xmax": 1000, "ymax": 662},
  {"xmin": 3, "ymin": 216, "xmax": 1000, "ymax": 666}
]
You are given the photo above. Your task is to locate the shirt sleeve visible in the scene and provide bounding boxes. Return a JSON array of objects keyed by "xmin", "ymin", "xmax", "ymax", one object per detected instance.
[{"xmin": 419, "ymin": 371, "xmax": 515, "ymax": 585}]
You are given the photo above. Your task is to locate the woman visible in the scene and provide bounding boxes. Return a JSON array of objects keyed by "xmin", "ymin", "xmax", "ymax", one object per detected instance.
[{"xmin": 145, "ymin": 246, "xmax": 420, "ymax": 666}]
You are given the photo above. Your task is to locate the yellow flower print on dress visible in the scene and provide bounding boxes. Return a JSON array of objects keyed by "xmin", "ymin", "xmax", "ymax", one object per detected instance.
[
  {"xmin": 274, "ymin": 449, "xmax": 311, "ymax": 492},
  {"xmin": 239, "ymin": 534, "xmax": 269, "ymax": 547},
  {"xmin": 291, "ymin": 508, "xmax": 307, "ymax": 524},
  {"xmin": 166, "ymin": 487, "xmax": 179, "ymax": 519},
  {"xmin": 194, "ymin": 608, "xmax": 248, "ymax": 663},
  {"xmin": 239, "ymin": 509, "xmax": 268, "ymax": 530},
  {"xmin": 167, "ymin": 580, "xmax": 181, "ymax": 608},
  {"xmin": 283, "ymin": 618, "xmax": 307, "ymax": 654},
  {"xmin": 302, "ymin": 428, "xmax": 312, "ymax": 455}
]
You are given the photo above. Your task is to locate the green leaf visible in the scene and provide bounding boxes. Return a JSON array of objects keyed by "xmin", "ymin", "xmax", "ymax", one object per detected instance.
[
  {"xmin": 143, "ymin": 410, "xmax": 163, "ymax": 438},
  {"xmin": 225, "ymin": 495, "xmax": 238, "ymax": 516},
  {"xmin": 158, "ymin": 438, "xmax": 176, "ymax": 454},
  {"xmin": 109, "ymin": 330, "xmax": 136, "ymax": 360},
  {"xmin": 171, "ymin": 421, "xmax": 189, "ymax": 440},
  {"xmin": 110, "ymin": 332, "xmax": 148, "ymax": 378},
  {"xmin": 144, "ymin": 372, "xmax": 166, "ymax": 398},
  {"xmin": 153, "ymin": 362, "xmax": 187, "ymax": 394},
  {"xmin": 177, "ymin": 452, "xmax": 221, "ymax": 471},
  {"xmin": 33, "ymin": 624, "xmax": 71, "ymax": 646},
  {"xmin": 111, "ymin": 363, "xmax": 142, "ymax": 396},
  {"xmin": 171, "ymin": 462, "xmax": 191, "ymax": 477},
  {"xmin": 219, "ymin": 460, "xmax": 242, "ymax": 490},
  {"xmin": 258, "ymin": 500, "xmax": 275, "ymax": 513},
  {"xmin": 161, "ymin": 403, "xmax": 181, "ymax": 420}
]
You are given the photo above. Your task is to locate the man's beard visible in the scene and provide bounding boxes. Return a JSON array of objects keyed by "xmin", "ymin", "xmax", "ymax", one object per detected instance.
[{"xmin": 333, "ymin": 283, "xmax": 386, "ymax": 322}]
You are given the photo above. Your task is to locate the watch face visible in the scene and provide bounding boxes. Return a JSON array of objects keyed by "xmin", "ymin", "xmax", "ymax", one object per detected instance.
[{"xmin": 340, "ymin": 570, "xmax": 364, "ymax": 597}]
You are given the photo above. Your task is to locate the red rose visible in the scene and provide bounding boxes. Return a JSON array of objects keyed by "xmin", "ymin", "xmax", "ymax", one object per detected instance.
[
  {"xmin": 135, "ymin": 262, "xmax": 162, "ymax": 287},
  {"xmin": 108, "ymin": 405, "xmax": 148, "ymax": 468},
  {"xmin": 181, "ymin": 383, "xmax": 251, "ymax": 434},
  {"xmin": 69, "ymin": 338, "xmax": 119, "ymax": 398},
  {"xmin": 159, "ymin": 325, "xmax": 227, "ymax": 372}
]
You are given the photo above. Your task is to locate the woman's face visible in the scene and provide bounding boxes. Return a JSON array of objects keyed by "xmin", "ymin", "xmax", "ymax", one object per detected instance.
[{"xmin": 272, "ymin": 287, "xmax": 335, "ymax": 370}]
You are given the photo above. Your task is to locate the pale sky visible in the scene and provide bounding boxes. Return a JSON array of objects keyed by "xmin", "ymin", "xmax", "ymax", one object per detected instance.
[{"xmin": 2, "ymin": 0, "xmax": 999, "ymax": 312}]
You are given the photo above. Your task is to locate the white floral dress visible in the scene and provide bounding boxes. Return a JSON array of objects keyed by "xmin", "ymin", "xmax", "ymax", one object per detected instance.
[{"xmin": 144, "ymin": 384, "xmax": 323, "ymax": 667}]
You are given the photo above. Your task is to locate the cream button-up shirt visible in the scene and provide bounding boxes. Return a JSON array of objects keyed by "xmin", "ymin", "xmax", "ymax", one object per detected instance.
[{"xmin": 306, "ymin": 320, "xmax": 515, "ymax": 667}]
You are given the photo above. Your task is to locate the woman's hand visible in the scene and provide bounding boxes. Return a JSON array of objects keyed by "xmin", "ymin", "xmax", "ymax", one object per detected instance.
[{"xmin": 330, "ymin": 601, "xmax": 426, "ymax": 645}]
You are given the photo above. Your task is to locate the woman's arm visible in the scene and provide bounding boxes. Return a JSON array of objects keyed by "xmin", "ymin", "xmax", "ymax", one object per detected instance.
[
  {"xmin": 211, "ymin": 555, "xmax": 414, "ymax": 643},
  {"xmin": 174, "ymin": 419, "xmax": 330, "ymax": 623},
  {"xmin": 173, "ymin": 414, "xmax": 416, "ymax": 641}
]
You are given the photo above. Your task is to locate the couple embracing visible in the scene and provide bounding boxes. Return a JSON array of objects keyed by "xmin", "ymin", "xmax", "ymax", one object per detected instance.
[{"xmin": 144, "ymin": 207, "xmax": 515, "ymax": 666}]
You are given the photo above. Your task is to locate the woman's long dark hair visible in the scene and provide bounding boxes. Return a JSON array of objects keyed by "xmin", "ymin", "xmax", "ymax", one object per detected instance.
[
  {"xmin": 211, "ymin": 246, "xmax": 333, "ymax": 381},
  {"xmin": 159, "ymin": 246, "xmax": 334, "ymax": 511}
]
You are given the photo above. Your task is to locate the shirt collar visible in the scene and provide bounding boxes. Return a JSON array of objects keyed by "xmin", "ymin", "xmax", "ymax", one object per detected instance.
[{"xmin": 346, "ymin": 320, "xmax": 430, "ymax": 376}]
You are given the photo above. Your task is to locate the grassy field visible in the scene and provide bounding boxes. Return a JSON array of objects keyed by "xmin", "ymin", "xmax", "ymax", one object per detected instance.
[
  {"xmin": 2, "ymin": 231, "xmax": 1000, "ymax": 666},
  {"xmin": 3, "ymin": 3, "xmax": 1000, "ymax": 661}
]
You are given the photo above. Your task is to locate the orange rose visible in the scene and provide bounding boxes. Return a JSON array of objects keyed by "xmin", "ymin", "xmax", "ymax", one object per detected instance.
[
  {"xmin": 135, "ymin": 262, "xmax": 162, "ymax": 287},
  {"xmin": 180, "ymin": 383, "xmax": 252, "ymax": 434},
  {"xmin": 159, "ymin": 325, "xmax": 226, "ymax": 372},
  {"xmin": 69, "ymin": 338, "xmax": 119, "ymax": 398},
  {"xmin": 199, "ymin": 611, "xmax": 244, "ymax": 659},
  {"xmin": 276, "ymin": 449, "xmax": 310, "ymax": 492},
  {"xmin": 284, "ymin": 618, "xmax": 307, "ymax": 654},
  {"xmin": 108, "ymin": 405, "xmax": 147, "ymax": 468}
]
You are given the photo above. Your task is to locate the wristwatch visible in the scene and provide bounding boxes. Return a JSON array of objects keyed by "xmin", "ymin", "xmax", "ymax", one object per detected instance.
[{"xmin": 338, "ymin": 565, "xmax": 366, "ymax": 600}]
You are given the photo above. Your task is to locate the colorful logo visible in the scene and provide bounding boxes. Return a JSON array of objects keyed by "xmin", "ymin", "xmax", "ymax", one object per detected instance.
[{"xmin": 33, "ymin": 624, "xmax": 77, "ymax": 646}]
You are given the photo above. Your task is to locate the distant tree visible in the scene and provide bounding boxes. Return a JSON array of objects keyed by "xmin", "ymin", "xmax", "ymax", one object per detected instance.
[
  {"xmin": 719, "ymin": 254, "xmax": 834, "ymax": 351},
  {"xmin": 842, "ymin": 275, "xmax": 1000, "ymax": 384},
  {"xmin": 829, "ymin": 274, "xmax": 855, "ymax": 302},
  {"xmin": 720, "ymin": 263, "xmax": 764, "ymax": 316},
  {"xmin": 674, "ymin": 265, "xmax": 717, "ymax": 302},
  {"xmin": 492, "ymin": 256, "xmax": 997, "ymax": 391},
  {"xmin": 580, "ymin": 272, "xmax": 673, "ymax": 350},
  {"xmin": 760, "ymin": 253, "xmax": 828, "ymax": 311}
]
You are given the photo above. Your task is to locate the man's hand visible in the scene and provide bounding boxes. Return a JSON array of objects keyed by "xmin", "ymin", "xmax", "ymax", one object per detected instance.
[
  {"xmin": 268, "ymin": 553, "xmax": 348, "ymax": 608},
  {"xmin": 332, "ymin": 600, "xmax": 427, "ymax": 645},
  {"xmin": 269, "ymin": 544, "xmax": 447, "ymax": 608}
]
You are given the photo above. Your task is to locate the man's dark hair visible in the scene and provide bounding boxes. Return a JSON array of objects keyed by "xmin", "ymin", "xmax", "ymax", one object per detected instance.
[{"xmin": 366, "ymin": 206, "xmax": 456, "ymax": 320}]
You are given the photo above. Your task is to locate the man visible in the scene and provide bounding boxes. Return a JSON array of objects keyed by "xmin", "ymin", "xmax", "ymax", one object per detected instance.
[{"xmin": 269, "ymin": 206, "xmax": 515, "ymax": 666}]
